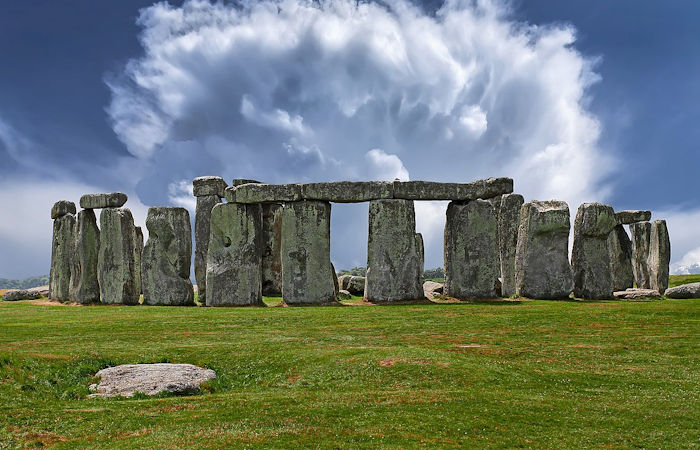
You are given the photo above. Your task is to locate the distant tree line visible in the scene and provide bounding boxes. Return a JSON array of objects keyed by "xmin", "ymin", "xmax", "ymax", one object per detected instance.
[{"xmin": 0, "ymin": 275, "xmax": 49, "ymax": 290}]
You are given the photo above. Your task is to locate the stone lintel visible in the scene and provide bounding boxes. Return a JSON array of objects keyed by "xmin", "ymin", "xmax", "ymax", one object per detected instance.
[
  {"xmin": 80, "ymin": 193, "xmax": 128, "ymax": 209},
  {"xmin": 225, "ymin": 183, "xmax": 302, "ymax": 204},
  {"xmin": 301, "ymin": 181, "xmax": 393, "ymax": 203},
  {"xmin": 193, "ymin": 176, "xmax": 228, "ymax": 198},
  {"xmin": 615, "ymin": 210, "xmax": 652, "ymax": 225}
]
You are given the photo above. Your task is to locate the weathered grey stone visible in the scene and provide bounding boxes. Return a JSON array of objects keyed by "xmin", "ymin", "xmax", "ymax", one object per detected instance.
[
  {"xmin": 423, "ymin": 281, "xmax": 444, "ymax": 300},
  {"xmin": 648, "ymin": 220, "xmax": 670, "ymax": 294},
  {"xmin": 194, "ymin": 194, "xmax": 221, "ymax": 304},
  {"xmin": 572, "ymin": 203, "xmax": 617, "ymax": 299},
  {"xmin": 392, "ymin": 177, "xmax": 513, "ymax": 201},
  {"xmin": 69, "ymin": 209, "xmax": 100, "ymax": 304},
  {"xmin": 98, "ymin": 208, "xmax": 140, "ymax": 305},
  {"xmin": 49, "ymin": 213, "xmax": 75, "ymax": 302},
  {"xmin": 615, "ymin": 210, "xmax": 652, "ymax": 225},
  {"xmin": 498, "ymin": 194, "xmax": 524, "ymax": 297},
  {"xmin": 281, "ymin": 201, "xmax": 337, "ymax": 305},
  {"xmin": 232, "ymin": 178, "xmax": 261, "ymax": 187},
  {"xmin": 301, "ymin": 181, "xmax": 393, "ymax": 202},
  {"xmin": 80, "ymin": 192, "xmax": 128, "ymax": 209},
  {"xmin": 51, "ymin": 200, "xmax": 76, "ymax": 219},
  {"xmin": 664, "ymin": 282, "xmax": 700, "ymax": 299},
  {"xmin": 365, "ymin": 199, "xmax": 424, "ymax": 302},
  {"xmin": 332, "ymin": 263, "xmax": 339, "ymax": 296},
  {"xmin": 142, "ymin": 207, "xmax": 194, "ymax": 306},
  {"xmin": 2, "ymin": 289, "xmax": 42, "ymax": 301},
  {"xmin": 337, "ymin": 289, "xmax": 352, "ymax": 300},
  {"xmin": 613, "ymin": 288, "xmax": 662, "ymax": 299},
  {"xmin": 193, "ymin": 176, "xmax": 227, "ymax": 197},
  {"xmin": 608, "ymin": 225, "xmax": 634, "ymax": 291},
  {"xmin": 206, "ymin": 203, "xmax": 263, "ymax": 306},
  {"xmin": 134, "ymin": 226, "xmax": 143, "ymax": 295},
  {"xmin": 629, "ymin": 221, "xmax": 652, "ymax": 289},
  {"xmin": 444, "ymin": 200, "xmax": 500, "ymax": 298},
  {"xmin": 515, "ymin": 200, "xmax": 573, "ymax": 299},
  {"xmin": 225, "ymin": 183, "xmax": 302, "ymax": 203},
  {"xmin": 347, "ymin": 276, "xmax": 366, "ymax": 296},
  {"xmin": 90, "ymin": 364, "xmax": 216, "ymax": 398},
  {"xmin": 338, "ymin": 275, "xmax": 352, "ymax": 291},
  {"xmin": 261, "ymin": 203, "xmax": 283, "ymax": 296}
]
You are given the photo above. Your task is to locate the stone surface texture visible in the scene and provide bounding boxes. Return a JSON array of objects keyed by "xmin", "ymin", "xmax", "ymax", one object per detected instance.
[
  {"xmin": 572, "ymin": 203, "xmax": 617, "ymax": 299},
  {"xmin": 337, "ymin": 289, "xmax": 352, "ymax": 299},
  {"xmin": 98, "ymin": 208, "xmax": 140, "ymax": 305},
  {"xmin": 608, "ymin": 225, "xmax": 634, "ymax": 291},
  {"xmin": 629, "ymin": 221, "xmax": 652, "ymax": 289},
  {"xmin": 615, "ymin": 210, "xmax": 652, "ymax": 225},
  {"xmin": 365, "ymin": 199, "xmax": 424, "ymax": 302},
  {"xmin": 2, "ymin": 288, "xmax": 43, "ymax": 301},
  {"xmin": 613, "ymin": 288, "xmax": 662, "ymax": 299},
  {"xmin": 192, "ymin": 176, "xmax": 227, "ymax": 197},
  {"xmin": 206, "ymin": 203, "xmax": 263, "ymax": 306},
  {"xmin": 51, "ymin": 200, "xmax": 76, "ymax": 219},
  {"xmin": 281, "ymin": 201, "xmax": 337, "ymax": 305},
  {"xmin": 423, "ymin": 281, "xmax": 444, "ymax": 300},
  {"xmin": 648, "ymin": 220, "xmax": 670, "ymax": 294},
  {"xmin": 261, "ymin": 203, "xmax": 284, "ymax": 296},
  {"xmin": 226, "ymin": 183, "xmax": 302, "ymax": 203},
  {"xmin": 664, "ymin": 282, "xmax": 700, "ymax": 299},
  {"xmin": 69, "ymin": 209, "xmax": 101, "ymax": 304},
  {"xmin": 90, "ymin": 364, "xmax": 216, "ymax": 398},
  {"xmin": 49, "ymin": 213, "xmax": 76, "ymax": 302},
  {"xmin": 80, "ymin": 192, "xmax": 128, "ymax": 209},
  {"xmin": 301, "ymin": 181, "xmax": 393, "ymax": 202},
  {"xmin": 134, "ymin": 226, "xmax": 143, "ymax": 295},
  {"xmin": 515, "ymin": 200, "xmax": 573, "ymax": 299},
  {"xmin": 194, "ymin": 194, "xmax": 221, "ymax": 304},
  {"xmin": 347, "ymin": 276, "xmax": 366, "ymax": 296},
  {"xmin": 444, "ymin": 200, "xmax": 500, "ymax": 298},
  {"xmin": 142, "ymin": 207, "xmax": 194, "ymax": 306},
  {"xmin": 392, "ymin": 177, "xmax": 513, "ymax": 201},
  {"xmin": 498, "ymin": 194, "xmax": 524, "ymax": 297}
]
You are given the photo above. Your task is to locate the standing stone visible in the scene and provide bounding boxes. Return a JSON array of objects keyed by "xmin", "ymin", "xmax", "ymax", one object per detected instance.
[
  {"xmin": 69, "ymin": 209, "xmax": 100, "ymax": 304},
  {"xmin": 193, "ymin": 176, "xmax": 227, "ymax": 305},
  {"xmin": 571, "ymin": 203, "xmax": 617, "ymax": 299},
  {"xmin": 608, "ymin": 225, "xmax": 634, "ymax": 291},
  {"xmin": 281, "ymin": 201, "xmax": 337, "ymax": 305},
  {"xmin": 49, "ymin": 202, "xmax": 76, "ymax": 302},
  {"xmin": 515, "ymin": 201, "xmax": 573, "ymax": 299},
  {"xmin": 444, "ymin": 200, "xmax": 500, "ymax": 298},
  {"xmin": 98, "ymin": 208, "xmax": 140, "ymax": 305},
  {"xmin": 498, "ymin": 194, "xmax": 524, "ymax": 297},
  {"xmin": 142, "ymin": 207, "xmax": 194, "ymax": 306},
  {"xmin": 206, "ymin": 203, "xmax": 263, "ymax": 306},
  {"xmin": 338, "ymin": 275, "xmax": 352, "ymax": 291},
  {"xmin": 134, "ymin": 226, "xmax": 144, "ymax": 295},
  {"xmin": 365, "ymin": 199, "xmax": 424, "ymax": 302},
  {"xmin": 629, "ymin": 221, "xmax": 652, "ymax": 289},
  {"xmin": 261, "ymin": 203, "xmax": 283, "ymax": 296},
  {"xmin": 648, "ymin": 220, "xmax": 670, "ymax": 294}
]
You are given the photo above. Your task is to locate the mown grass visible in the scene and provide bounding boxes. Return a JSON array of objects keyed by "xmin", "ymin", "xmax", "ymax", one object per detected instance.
[{"xmin": 0, "ymin": 281, "xmax": 698, "ymax": 448}]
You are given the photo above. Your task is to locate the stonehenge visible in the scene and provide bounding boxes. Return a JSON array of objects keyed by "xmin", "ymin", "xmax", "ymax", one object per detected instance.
[{"xmin": 44, "ymin": 176, "xmax": 674, "ymax": 307}]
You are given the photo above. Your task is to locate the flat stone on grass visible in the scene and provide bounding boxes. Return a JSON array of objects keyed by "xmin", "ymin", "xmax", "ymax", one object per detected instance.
[
  {"xmin": 664, "ymin": 282, "xmax": 700, "ymax": 299},
  {"xmin": 89, "ymin": 363, "xmax": 216, "ymax": 398}
]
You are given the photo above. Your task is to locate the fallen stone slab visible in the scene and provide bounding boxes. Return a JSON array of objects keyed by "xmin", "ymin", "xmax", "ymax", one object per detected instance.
[
  {"xmin": 392, "ymin": 177, "xmax": 513, "ymax": 201},
  {"xmin": 613, "ymin": 288, "xmax": 662, "ymax": 299},
  {"xmin": 89, "ymin": 363, "xmax": 216, "ymax": 398},
  {"xmin": 664, "ymin": 282, "xmax": 700, "ymax": 299},
  {"xmin": 226, "ymin": 183, "xmax": 302, "ymax": 203},
  {"xmin": 337, "ymin": 289, "xmax": 352, "ymax": 300},
  {"xmin": 80, "ymin": 193, "xmax": 128, "ymax": 209},
  {"xmin": 193, "ymin": 176, "xmax": 227, "ymax": 197},
  {"xmin": 301, "ymin": 181, "xmax": 393, "ymax": 203},
  {"xmin": 2, "ymin": 288, "xmax": 43, "ymax": 301},
  {"xmin": 51, "ymin": 200, "xmax": 76, "ymax": 219},
  {"xmin": 423, "ymin": 281, "xmax": 444, "ymax": 300},
  {"xmin": 615, "ymin": 210, "xmax": 652, "ymax": 225}
]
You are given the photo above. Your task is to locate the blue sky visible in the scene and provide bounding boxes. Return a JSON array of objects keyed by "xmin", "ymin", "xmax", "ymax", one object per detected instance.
[{"xmin": 1, "ymin": 0, "xmax": 699, "ymax": 278}]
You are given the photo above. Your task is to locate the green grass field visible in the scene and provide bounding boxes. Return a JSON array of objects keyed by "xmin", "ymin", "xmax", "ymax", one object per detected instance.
[{"xmin": 1, "ymin": 279, "xmax": 698, "ymax": 448}]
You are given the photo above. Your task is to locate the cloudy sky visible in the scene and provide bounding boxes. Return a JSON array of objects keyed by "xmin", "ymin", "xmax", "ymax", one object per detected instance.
[{"xmin": 1, "ymin": 0, "xmax": 699, "ymax": 279}]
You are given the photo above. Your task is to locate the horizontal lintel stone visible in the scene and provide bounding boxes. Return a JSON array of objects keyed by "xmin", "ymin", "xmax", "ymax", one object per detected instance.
[
  {"xmin": 80, "ymin": 193, "xmax": 128, "ymax": 209},
  {"xmin": 193, "ymin": 176, "xmax": 228, "ymax": 197},
  {"xmin": 392, "ymin": 177, "xmax": 513, "ymax": 201},
  {"xmin": 615, "ymin": 210, "xmax": 652, "ymax": 225},
  {"xmin": 232, "ymin": 178, "xmax": 262, "ymax": 187},
  {"xmin": 301, "ymin": 181, "xmax": 393, "ymax": 203},
  {"xmin": 225, "ymin": 183, "xmax": 302, "ymax": 204}
]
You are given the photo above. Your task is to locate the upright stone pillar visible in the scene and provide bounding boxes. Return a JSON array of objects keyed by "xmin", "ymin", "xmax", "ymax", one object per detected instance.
[
  {"xmin": 193, "ymin": 176, "xmax": 227, "ymax": 305},
  {"xmin": 571, "ymin": 203, "xmax": 617, "ymax": 299},
  {"xmin": 134, "ymin": 226, "xmax": 144, "ymax": 295},
  {"xmin": 365, "ymin": 199, "xmax": 424, "ymax": 302},
  {"xmin": 648, "ymin": 220, "xmax": 670, "ymax": 294},
  {"xmin": 281, "ymin": 201, "xmax": 337, "ymax": 305},
  {"xmin": 206, "ymin": 203, "xmax": 263, "ymax": 306},
  {"xmin": 515, "ymin": 200, "xmax": 573, "ymax": 299},
  {"xmin": 608, "ymin": 225, "xmax": 634, "ymax": 291},
  {"xmin": 69, "ymin": 209, "xmax": 100, "ymax": 304},
  {"xmin": 98, "ymin": 207, "xmax": 140, "ymax": 305},
  {"xmin": 629, "ymin": 221, "xmax": 652, "ymax": 289},
  {"xmin": 142, "ymin": 207, "xmax": 195, "ymax": 306},
  {"xmin": 261, "ymin": 203, "xmax": 283, "ymax": 296},
  {"xmin": 49, "ymin": 200, "xmax": 76, "ymax": 302},
  {"xmin": 498, "ymin": 194, "xmax": 524, "ymax": 297}
]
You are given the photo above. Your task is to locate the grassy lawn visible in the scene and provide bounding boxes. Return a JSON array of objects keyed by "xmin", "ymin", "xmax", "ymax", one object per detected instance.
[{"xmin": 0, "ymin": 283, "xmax": 698, "ymax": 447}]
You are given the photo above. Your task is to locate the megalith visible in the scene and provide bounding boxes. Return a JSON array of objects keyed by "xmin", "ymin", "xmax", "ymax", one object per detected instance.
[
  {"xmin": 134, "ymin": 226, "xmax": 144, "ymax": 295},
  {"xmin": 648, "ymin": 220, "xmax": 670, "ymax": 294},
  {"xmin": 281, "ymin": 201, "xmax": 337, "ymax": 305},
  {"xmin": 49, "ymin": 201, "xmax": 76, "ymax": 302},
  {"xmin": 98, "ymin": 208, "xmax": 140, "ymax": 305},
  {"xmin": 515, "ymin": 200, "xmax": 573, "ymax": 299},
  {"xmin": 629, "ymin": 221, "xmax": 652, "ymax": 289},
  {"xmin": 498, "ymin": 194, "xmax": 524, "ymax": 297},
  {"xmin": 365, "ymin": 199, "xmax": 424, "ymax": 302},
  {"xmin": 444, "ymin": 200, "xmax": 500, "ymax": 298},
  {"xmin": 142, "ymin": 207, "xmax": 194, "ymax": 306},
  {"xmin": 261, "ymin": 203, "xmax": 283, "ymax": 296},
  {"xmin": 206, "ymin": 203, "xmax": 264, "ymax": 306},
  {"xmin": 608, "ymin": 225, "xmax": 634, "ymax": 291},
  {"xmin": 69, "ymin": 209, "xmax": 100, "ymax": 304},
  {"xmin": 571, "ymin": 203, "xmax": 617, "ymax": 299},
  {"xmin": 193, "ymin": 176, "xmax": 227, "ymax": 305}
]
